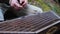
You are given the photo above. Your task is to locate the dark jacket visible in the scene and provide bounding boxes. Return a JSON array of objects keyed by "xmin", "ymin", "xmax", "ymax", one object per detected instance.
[{"xmin": 0, "ymin": 0, "xmax": 9, "ymax": 5}]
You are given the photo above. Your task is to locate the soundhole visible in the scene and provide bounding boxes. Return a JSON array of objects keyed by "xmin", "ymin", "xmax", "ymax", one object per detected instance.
[{"xmin": 4, "ymin": 8, "xmax": 27, "ymax": 21}]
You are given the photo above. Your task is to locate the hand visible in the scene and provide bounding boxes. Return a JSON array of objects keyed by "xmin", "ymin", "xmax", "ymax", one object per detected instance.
[
  {"xmin": 9, "ymin": 0, "xmax": 28, "ymax": 10},
  {"xmin": 19, "ymin": 0, "xmax": 28, "ymax": 6}
]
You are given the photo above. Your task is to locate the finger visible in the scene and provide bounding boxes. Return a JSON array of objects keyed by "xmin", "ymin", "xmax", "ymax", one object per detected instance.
[
  {"xmin": 15, "ymin": 2, "xmax": 23, "ymax": 8},
  {"xmin": 13, "ymin": 4, "xmax": 24, "ymax": 10},
  {"xmin": 20, "ymin": 0, "xmax": 23, "ymax": 4},
  {"xmin": 14, "ymin": 4, "xmax": 22, "ymax": 9},
  {"xmin": 12, "ymin": 4, "xmax": 18, "ymax": 9},
  {"xmin": 22, "ymin": 2, "xmax": 26, "ymax": 6},
  {"xmin": 11, "ymin": 3, "xmax": 23, "ymax": 10},
  {"xmin": 9, "ymin": 0, "xmax": 13, "ymax": 7},
  {"xmin": 10, "ymin": 4, "xmax": 14, "ymax": 7},
  {"xmin": 22, "ymin": 0, "xmax": 28, "ymax": 6},
  {"xmin": 13, "ymin": 6, "xmax": 20, "ymax": 10}
]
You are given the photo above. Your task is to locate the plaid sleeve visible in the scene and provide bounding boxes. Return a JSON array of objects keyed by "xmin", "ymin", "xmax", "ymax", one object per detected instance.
[{"xmin": 0, "ymin": 0, "xmax": 9, "ymax": 5}]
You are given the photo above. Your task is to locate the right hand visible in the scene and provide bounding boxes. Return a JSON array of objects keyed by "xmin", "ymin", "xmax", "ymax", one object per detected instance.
[{"xmin": 9, "ymin": 0, "xmax": 28, "ymax": 10}]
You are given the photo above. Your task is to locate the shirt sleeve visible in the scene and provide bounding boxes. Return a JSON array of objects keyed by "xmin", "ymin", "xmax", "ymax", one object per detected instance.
[{"xmin": 0, "ymin": 0, "xmax": 9, "ymax": 5}]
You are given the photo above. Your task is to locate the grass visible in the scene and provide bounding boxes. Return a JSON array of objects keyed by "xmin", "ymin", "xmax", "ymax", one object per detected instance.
[
  {"xmin": 28, "ymin": 0, "xmax": 60, "ymax": 16},
  {"xmin": 28, "ymin": 0, "xmax": 51, "ymax": 12}
]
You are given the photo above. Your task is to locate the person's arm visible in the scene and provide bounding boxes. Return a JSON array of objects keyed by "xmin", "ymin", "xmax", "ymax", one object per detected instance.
[{"xmin": 0, "ymin": 0, "xmax": 9, "ymax": 4}]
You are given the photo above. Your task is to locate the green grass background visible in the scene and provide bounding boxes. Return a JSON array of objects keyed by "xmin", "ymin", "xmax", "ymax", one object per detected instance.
[{"xmin": 28, "ymin": 0, "xmax": 60, "ymax": 16}]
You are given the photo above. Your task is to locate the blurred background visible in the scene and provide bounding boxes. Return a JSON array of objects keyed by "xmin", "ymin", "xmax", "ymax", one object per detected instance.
[{"xmin": 28, "ymin": 0, "xmax": 60, "ymax": 16}]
